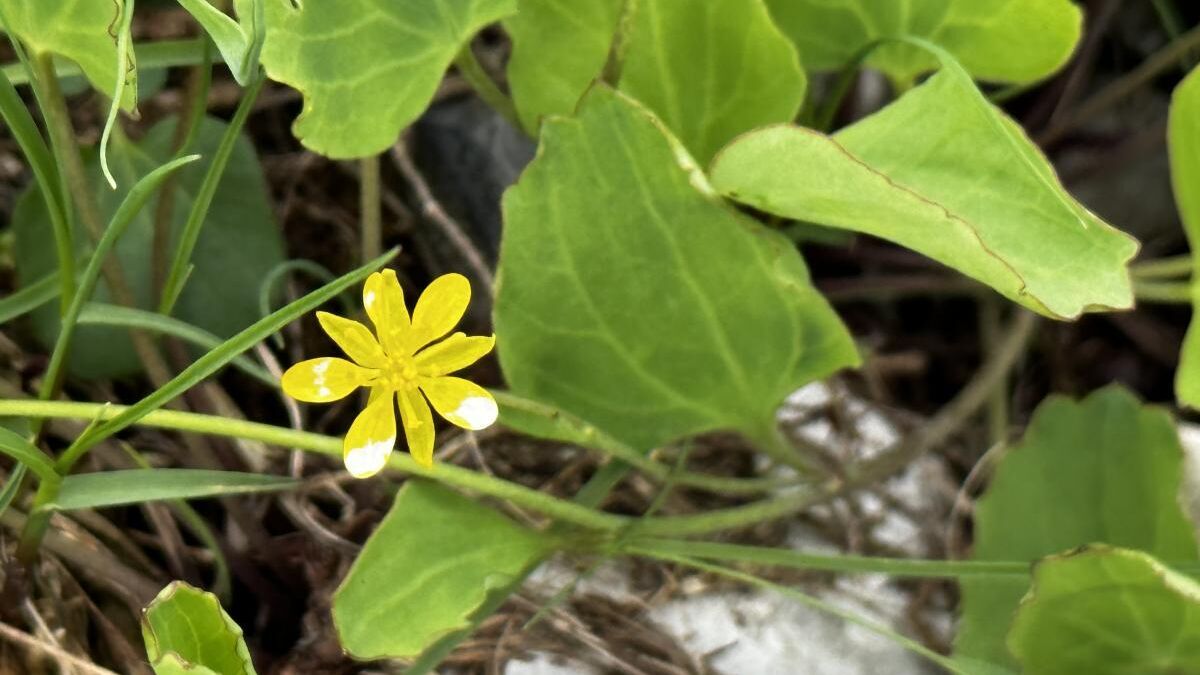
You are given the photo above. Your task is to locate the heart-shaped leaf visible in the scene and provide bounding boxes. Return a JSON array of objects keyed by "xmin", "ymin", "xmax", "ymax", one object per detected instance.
[
  {"xmin": 0, "ymin": 0, "xmax": 137, "ymax": 110},
  {"xmin": 506, "ymin": 0, "xmax": 806, "ymax": 163},
  {"xmin": 710, "ymin": 45, "xmax": 1137, "ymax": 320},
  {"xmin": 142, "ymin": 581, "xmax": 256, "ymax": 675},
  {"xmin": 956, "ymin": 386, "xmax": 1199, "ymax": 667},
  {"xmin": 1009, "ymin": 546, "xmax": 1200, "ymax": 674},
  {"xmin": 495, "ymin": 85, "xmax": 858, "ymax": 453},
  {"xmin": 333, "ymin": 480, "xmax": 551, "ymax": 659},
  {"xmin": 764, "ymin": 0, "xmax": 1082, "ymax": 86},
  {"xmin": 260, "ymin": 0, "xmax": 517, "ymax": 158}
]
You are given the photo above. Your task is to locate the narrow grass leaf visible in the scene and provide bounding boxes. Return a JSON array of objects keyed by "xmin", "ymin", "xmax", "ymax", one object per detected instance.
[
  {"xmin": 77, "ymin": 303, "xmax": 276, "ymax": 387},
  {"xmin": 46, "ymin": 469, "xmax": 297, "ymax": 511}
]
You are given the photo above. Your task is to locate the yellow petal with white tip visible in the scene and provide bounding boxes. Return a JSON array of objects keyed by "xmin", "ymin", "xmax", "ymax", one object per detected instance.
[
  {"xmin": 282, "ymin": 357, "xmax": 374, "ymax": 403},
  {"xmin": 398, "ymin": 388, "xmax": 435, "ymax": 468},
  {"xmin": 414, "ymin": 332, "xmax": 495, "ymax": 376},
  {"xmin": 363, "ymin": 269, "xmax": 409, "ymax": 354},
  {"xmin": 419, "ymin": 376, "xmax": 498, "ymax": 431},
  {"xmin": 407, "ymin": 273, "xmax": 471, "ymax": 352},
  {"xmin": 317, "ymin": 311, "xmax": 386, "ymax": 368},
  {"xmin": 343, "ymin": 390, "xmax": 396, "ymax": 478}
]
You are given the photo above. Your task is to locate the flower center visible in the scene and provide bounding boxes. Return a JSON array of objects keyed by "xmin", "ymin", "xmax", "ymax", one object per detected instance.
[{"xmin": 379, "ymin": 354, "xmax": 420, "ymax": 390}]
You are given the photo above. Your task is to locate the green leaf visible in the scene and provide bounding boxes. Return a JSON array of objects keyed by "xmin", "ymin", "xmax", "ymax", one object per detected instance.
[
  {"xmin": 1009, "ymin": 546, "xmax": 1200, "ymax": 674},
  {"xmin": 504, "ymin": 0, "xmax": 623, "ymax": 132},
  {"xmin": 710, "ymin": 45, "xmax": 1138, "ymax": 320},
  {"xmin": 176, "ymin": 0, "xmax": 263, "ymax": 85},
  {"xmin": 1170, "ymin": 67, "xmax": 1200, "ymax": 408},
  {"xmin": 506, "ymin": 0, "xmax": 806, "ymax": 164},
  {"xmin": 0, "ymin": 0, "xmax": 137, "ymax": 110},
  {"xmin": 0, "ymin": 426, "xmax": 56, "ymax": 483},
  {"xmin": 333, "ymin": 480, "xmax": 551, "ymax": 659},
  {"xmin": 142, "ymin": 581, "xmax": 256, "ymax": 675},
  {"xmin": 259, "ymin": 0, "xmax": 517, "ymax": 158},
  {"xmin": 956, "ymin": 386, "xmax": 1199, "ymax": 667},
  {"xmin": 619, "ymin": 0, "xmax": 806, "ymax": 164},
  {"xmin": 495, "ymin": 85, "xmax": 858, "ymax": 453},
  {"xmin": 764, "ymin": 0, "xmax": 1082, "ymax": 86},
  {"xmin": 13, "ymin": 115, "xmax": 285, "ymax": 379},
  {"xmin": 47, "ymin": 469, "xmax": 298, "ymax": 511},
  {"xmin": 0, "ymin": 271, "xmax": 59, "ymax": 325}
]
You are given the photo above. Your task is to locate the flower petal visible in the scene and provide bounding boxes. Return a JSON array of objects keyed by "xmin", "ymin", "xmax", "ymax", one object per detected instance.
[
  {"xmin": 317, "ymin": 311, "xmax": 386, "ymax": 367},
  {"xmin": 398, "ymin": 388, "xmax": 435, "ymax": 468},
  {"xmin": 282, "ymin": 357, "xmax": 374, "ymax": 403},
  {"xmin": 407, "ymin": 273, "xmax": 470, "ymax": 352},
  {"xmin": 363, "ymin": 269, "xmax": 410, "ymax": 354},
  {"xmin": 414, "ymin": 332, "xmax": 495, "ymax": 376},
  {"xmin": 419, "ymin": 376, "xmax": 498, "ymax": 431},
  {"xmin": 342, "ymin": 390, "xmax": 396, "ymax": 478}
]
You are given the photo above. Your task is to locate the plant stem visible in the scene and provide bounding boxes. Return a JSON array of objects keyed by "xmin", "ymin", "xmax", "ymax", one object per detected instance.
[
  {"xmin": 359, "ymin": 153, "xmax": 382, "ymax": 263},
  {"xmin": 1135, "ymin": 280, "xmax": 1192, "ymax": 304},
  {"xmin": 0, "ymin": 312, "xmax": 1036, "ymax": 541},
  {"xmin": 0, "ymin": 60, "xmax": 72, "ymax": 312},
  {"xmin": 30, "ymin": 52, "xmax": 176, "ymax": 389},
  {"xmin": 1131, "ymin": 255, "xmax": 1192, "ymax": 280},
  {"xmin": 453, "ymin": 44, "xmax": 522, "ymax": 131},
  {"xmin": 0, "ymin": 399, "xmax": 629, "ymax": 532}
]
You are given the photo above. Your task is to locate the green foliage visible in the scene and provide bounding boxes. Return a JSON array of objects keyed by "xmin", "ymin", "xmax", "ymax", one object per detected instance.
[
  {"xmin": 506, "ymin": 0, "xmax": 805, "ymax": 163},
  {"xmin": 1009, "ymin": 547, "xmax": 1200, "ymax": 674},
  {"xmin": 505, "ymin": 0, "xmax": 622, "ymax": 131},
  {"xmin": 1170, "ymin": 66, "xmax": 1200, "ymax": 407},
  {"xmin": 13, "ymin": 116, "xmax": 284, "ymax": 379},
  {"xmin": 956, "ymin": 386, "xmax": 1199, "ymax": 667},
  {"xmin": 176, "ymin": 0, "xmax": 263, "ymax": 85},
  {"xmin": 495, "ymin": 85, "xmax": 858, "ymax": 453},
  {"xmin": 710, "ymin": 45, "xmax": 1138, "ymax": 320},
  {"xmin": 333, "ymin": 480, "xmax": 550, "ymax": 659},
  {"xmin": 0, "ymin": 0, "xmax": 137, "ymax": 109},
  {"xmin": 259, "ymin": 0, "xmax": 517, "ymax": 158},
  {"xmin": 764, "ymin": 0, "xmax": 1082, "ymax": 86},
  {"xmin": 618, "ymin": 0, "xmax": 805, "ymax": 164},
  {"xmin": 47, "ymin": 469, "xmax": 298, "ymax": 511},
  {"xmin": 142, "ymin": 581, "xmax": 256, "ymax": 675}
]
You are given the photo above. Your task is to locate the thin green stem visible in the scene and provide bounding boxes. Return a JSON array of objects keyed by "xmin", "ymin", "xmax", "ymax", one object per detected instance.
[
  {"xmin": 160, "ymin": 71, "xmax": 266, "ymax": 316},
  {"xmin": 1135, "ymin": 280, "xmax": 1192, "ymax": 304},
  {"xmin": 1131, "ymin": 255, "xmax": 1192, "ymax": 280},
  {"xmin": 625, "ymin": 539, "xmax": 1032, "ymax": 579},
  {"xmin": 0, "ymin": 58, "xmax": 74, "ymax": 312},
  {"xmin": 359, "ymin": 154, "xmax": 382, "ymax": 263},
  {"xmin": 0, "ymin": 399, "xmax": 629, "ymax": 532},
  {"xmin": 453, "ymin": 44, "xmax": 522, "ymax": 131},
  {"xmin": 31, "ymin": 51, "xmax": 177, "ymax": 389}
]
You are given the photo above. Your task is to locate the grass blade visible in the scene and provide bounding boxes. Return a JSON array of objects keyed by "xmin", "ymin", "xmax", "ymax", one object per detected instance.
[
  {"xmin": 41, "ymin": 154, "xmax": 202, "ymax": 401},
  {"xmin": 0, "ymin": 272, "xmax": 60, "ymax": 324},
  {"xmin": 0, "ymin": 427, "xmax": 56, "ymax": 483},
  {"xmin": 46, "ymin": 469, "xmax": 298, "ymax": 511},
  {"xmin": 77, "ymin": 303, "xmax": 277, "ymax": 387}
]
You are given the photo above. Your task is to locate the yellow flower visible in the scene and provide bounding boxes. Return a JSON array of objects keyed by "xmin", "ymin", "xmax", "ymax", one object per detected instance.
[{"xmin": 281, "ymin": 270, "xmax": 497, "ymax": 477}]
